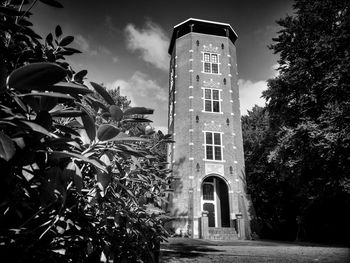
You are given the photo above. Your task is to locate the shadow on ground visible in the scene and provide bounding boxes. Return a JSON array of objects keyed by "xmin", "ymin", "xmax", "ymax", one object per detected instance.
[
  {"xmin": 160, "ymin": 237, "xmax": 350, "ymax": 262},
  {"xmin": 160, "ymin": 238, "xmax": 220, "ymax": 259}
]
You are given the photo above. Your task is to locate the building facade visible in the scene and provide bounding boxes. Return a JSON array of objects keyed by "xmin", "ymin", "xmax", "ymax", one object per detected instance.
[{"xmin": 167, "ymin": 18, "xmax": 251, "ymax": 239}]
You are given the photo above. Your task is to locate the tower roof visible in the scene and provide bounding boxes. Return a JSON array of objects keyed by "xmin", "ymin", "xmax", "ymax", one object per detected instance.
[{"xmin": 168, "ymin": 18, "xmax": 238, "ymax": 55}]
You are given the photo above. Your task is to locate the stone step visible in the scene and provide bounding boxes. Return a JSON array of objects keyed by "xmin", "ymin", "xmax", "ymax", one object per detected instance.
[{"xmin": 208, "ymin": 227, "xmax": 238, "ymax": 240}]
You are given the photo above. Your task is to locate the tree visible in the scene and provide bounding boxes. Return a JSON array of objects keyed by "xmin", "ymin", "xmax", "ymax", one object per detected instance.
[
  {"xmin": 262, "ymin": 0, "xmax": 350, "ymax": 243},
  {"xmin": 242, "ymin": 106, "xmax": 298, "ymax": 240}
]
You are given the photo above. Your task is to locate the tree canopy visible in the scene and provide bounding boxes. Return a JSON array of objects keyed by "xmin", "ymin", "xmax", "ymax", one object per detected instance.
[{"xmin": 244, "ymin": 0, "xmax": 350, "ymax": 244}]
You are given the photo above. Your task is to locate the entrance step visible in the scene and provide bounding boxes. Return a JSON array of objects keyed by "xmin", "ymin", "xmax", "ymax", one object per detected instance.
[{"xmin": 208, "ymin": 227, "xmax": 238, "ymax": 240}]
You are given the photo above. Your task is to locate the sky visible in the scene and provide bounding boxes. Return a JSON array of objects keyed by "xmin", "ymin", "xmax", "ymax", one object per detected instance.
[{"xmin": 30, "ymin": 0, "xmax": 294, "ymax": 133}]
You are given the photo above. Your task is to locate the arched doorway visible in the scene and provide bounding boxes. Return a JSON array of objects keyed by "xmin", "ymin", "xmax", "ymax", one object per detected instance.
[{"xmin": 201, "ymin": 176, "xmax": 230, "ymax": 227}]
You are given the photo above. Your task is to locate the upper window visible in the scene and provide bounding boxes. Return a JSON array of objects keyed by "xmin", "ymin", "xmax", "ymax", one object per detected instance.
[
  {"xmin": 205, "ymin": 132, "xmax": 223, "ymax": 161},
  {"xmin": 203, "ymin": 53, "xmax": 219, "ymax": 74},
  {"xmin": 204, "ymin": 88, "xmax": 220, "ymax": 113}
]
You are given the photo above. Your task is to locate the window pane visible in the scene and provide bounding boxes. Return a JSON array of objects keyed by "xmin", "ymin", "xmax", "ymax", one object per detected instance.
[
  {"xmin": 204, "ymin": 53, "xmax": 210, "ymax": 62},
  {"xmin": 214, "ymin": 146, "xmax": 222, "ymax": 160},
  {"xmin": 214, "ymin": 133, "xmax": 221, "ymax": 145},
  {"xmin": 211, "ymin": 54, "xmax": 218, "ymax": 63},
  {"xmin": 212, "ymin": 63, "xmax": 218, "ymax": 73},
  {"xmin": 204, "ymin": 62, "xmax": 211, "ymax": 72},
  {"xmin": 203, "ymin": 184, "xmax": 214, "ymax": 200},
  {"xmin": 206, "ymin": 146, "xmax": 213, "ymax": 159},
  {"xmin": 212, "ymin": 90, "xmax": 219, "ymax": 100},
  {"xmin": 205, "ymin": 89, "xmax": 211, "ymax": 99},
  {"xmin": 213, "ymin": 101, "xmax": 220, "ymax": 112},
  {"xmin": 206, "ymin": 132, "xmax": 213, "ymax": 144},
  {"xmin": 205, "ymin": 100, "xmax": 212, "ymax": 111}
]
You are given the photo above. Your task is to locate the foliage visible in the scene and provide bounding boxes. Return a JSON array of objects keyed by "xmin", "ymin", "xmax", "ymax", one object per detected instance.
[
  {"xmin": 0, "ymin": 1, "xmax": 172, "ymax": 262},
  {"xmin": 242, "ymin": 106, "xmax": 294, "ymax": 239},
  {"xmin": 243, "ymin": 0, "xmax": 350, "ymax": 243}
]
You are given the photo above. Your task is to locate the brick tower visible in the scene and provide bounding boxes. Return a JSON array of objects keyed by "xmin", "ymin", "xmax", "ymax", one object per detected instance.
[{"xmin": 167, "ymin": 18, "xmax": 251, "ymax": 239}]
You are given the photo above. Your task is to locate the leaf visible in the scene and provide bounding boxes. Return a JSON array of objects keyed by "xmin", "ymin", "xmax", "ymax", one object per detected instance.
[
  {"xmin": 96, "ymin": 170, "xmax": 111, "ymax": 191},
  {"xmin": 20, "ymin": 120, "xmax": 52, "ymax": 137},
  {"xmin": 35, "ymin": 111, "xmax": 52, "ymax": 130},
  {"xmin": 121, "ymin": 118, "xmax": 153, "ymax": 123},
  {"xmin": 0, "ymin": 6, "xmax": 25, "ymax": 16},
  {"xmin": 109, "ymin": 105, "xmax": 123, "ymax": 122},
  {"xmin": 81, "ymin": 108, "xmax": 96, "ymax": 142},
  {"xmin": 0, "ymin": 132, "xmax": 16, "ymax": 161},
  {"xmin": 39, "ymin": 0, "xmax": 63, "ymax": 8},
  {"xmin": 54, "ymin": 124, "xmax": 80, "ymax": 136},
  {"xmin": 74, "ymin": 70, "xmax": 88, "ymax": 83},
  {"xmin": 18, "ymin": 92, "xmax": 74, "ymax": 100},
  {"xmin": 17, "ymin": 19, "xmax": 33, "ymax": 27},
  {"xmin": 85, "ymin": 95, "xmax": 109, "ymax": 112},
  {"xmin": 45, "ymin": 33, "xmax": 53, "ymax": 46},
  {"xmin": 50, "ymin": 110, "xmax": 83, "ymax": 117},
  {"xmin": 67, "ymin": 120, "xmax": 84, "ymax": 129},
  {"xmin": 22, "ymin": 95, "xmax": 58, "ymax": 112},
  {"xmin": 59, "ymin": 36, "xmax": 74, "ymax": 47},
  {"xmin": 43, "ymin": 137, "xmax": 76, "ymax": 147},
  {"xmin": 63, "ymin": 162, "xmax": 82, "ymax": 193},
  {"xmin": 99, "ymin": 154, "xmax": 111, "ymax": 166},
  {"xmin": 48, "ymin": 151, "xmax": 107, "ymax": 172},
  {"xmin": 36, "ymin": 82, "xmax": 92, "ymax": 95},
  {"xmin": 97, "ymin": 124, "xmax": 120, "ymax": 141},
  {"xmin": 7, "ymin": 63, "xmax": 66, "ymax": 91},
  {"xmin": 78, "ymin": 129, "xmax": 90, "ymax": 145},
  {"xmin": 55, "ymin": 25, "xmax": 62, "ymax": 38},
  {"xmin": 108, "ymin": 136, "xmax": 150, "ymax": 143},
  {"xmin": 90, "ymin": 82, "xmax": 115, "ymax": 105},
  {"xmin": 123, "ymin": 107, "xmax": 154, "ymax": 116},
  {"xmin": 61, "ymin": 47, "xmax": 82, "ymax": 54},
  {"xmin": 13, "ymin": 95, "xmax": 27, "ymax": 112}
]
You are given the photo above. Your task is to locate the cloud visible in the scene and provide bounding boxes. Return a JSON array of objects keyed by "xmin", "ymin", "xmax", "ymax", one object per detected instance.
[
  {"xmin": 97, "ymin": 45, "xmax": 111, "ymax": 55},
  {"xmin": 271, "ymin": 63, "xmax": 280, "ymax": 77},
  {"xmin": 238, "ymin": 79, "xmax": 268, "ymax": 115},
  {"xmin": 74, "ymin": 34, "xmax": 112, "ymax": 57},
  {"xmin": 104, "ymin": 15, "xmax": 120, "ymax": 34},
  {"xmin": 254, "ymin": 25, "xmax": 281, "ymax": 44},
  {"xmin": 106, "ymin": 71, "xmax": 168, "ymax": 131},
  {"xmin": 112, "ymin": 56, "xmax": 119, "ymax": 63},
  {"xmin": 74, "ymin": 35, "xmax": 96, "ymax": 55},
  {"xmin": 125, "ymin": 21, "xmax": 170, "ymax": 71},
  {"xmin": 107, "ymin": 71, "xmax": 167, "ymax": 105}
]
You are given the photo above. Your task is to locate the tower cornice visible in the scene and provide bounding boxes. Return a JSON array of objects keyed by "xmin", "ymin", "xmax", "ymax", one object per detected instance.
[{"xmin": 168, "ymin": 18, "xmax": 238, "ymax": 55}]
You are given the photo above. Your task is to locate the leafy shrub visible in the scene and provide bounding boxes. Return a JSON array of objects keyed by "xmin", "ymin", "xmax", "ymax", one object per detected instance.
[{"xmin": 0, "ymin": 1, "xmax": 172, "ymax": 262}]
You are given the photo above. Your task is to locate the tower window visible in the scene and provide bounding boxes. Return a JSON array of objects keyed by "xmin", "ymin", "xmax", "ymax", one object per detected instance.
[
  {"xmin": 203, "ymin": 88, "xmax": 221, "ymax": 113},
  {"xmin": 204, "ymin": 132, "xmax": 223, "ymax": 161},
  {"xmin": 202, "ymin": 52, "xmax": 220, "ymax": 74}
]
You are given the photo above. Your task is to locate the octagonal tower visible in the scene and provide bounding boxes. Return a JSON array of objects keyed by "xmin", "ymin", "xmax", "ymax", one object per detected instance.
[{"xmin": 167, "ymin": 18, "xmax": 251, "ymax": 240}]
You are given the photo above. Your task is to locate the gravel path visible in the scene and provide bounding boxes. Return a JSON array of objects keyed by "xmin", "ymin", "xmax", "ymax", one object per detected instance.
[{"xmin": 160, "ymin": 238, "xmax": 350, "ymax": 263}]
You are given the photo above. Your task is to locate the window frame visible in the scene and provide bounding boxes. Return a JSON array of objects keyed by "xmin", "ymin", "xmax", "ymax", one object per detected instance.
[
  {"xmin": 202, "ymin": 88, "xmax": 222, "ymax": 113},
  {"xmin": 203, "ymin": 131, "xmax": 224, "ymax": 161},
  {"xmin": 202, "ymin": 52, "xmax": 220, "ymax": 74}
]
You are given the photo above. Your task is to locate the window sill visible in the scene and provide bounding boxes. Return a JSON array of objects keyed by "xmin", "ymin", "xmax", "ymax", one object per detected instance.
[
  {"xmin": 201, "ymin": 71, "xmax": 222, "ymax": 75},
  {"xmin": 203, "ymin": 159, "xmax": 226, "ymax": 163},
  {"xmin": 201, "ymin": 110, "xmax": 224, "ymax": 114}
]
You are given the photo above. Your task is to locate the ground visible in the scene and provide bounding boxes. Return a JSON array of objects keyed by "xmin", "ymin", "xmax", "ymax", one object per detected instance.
[{"xmin": 160, "ymin": 238, "xmax": 350, "ymax": 263}]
